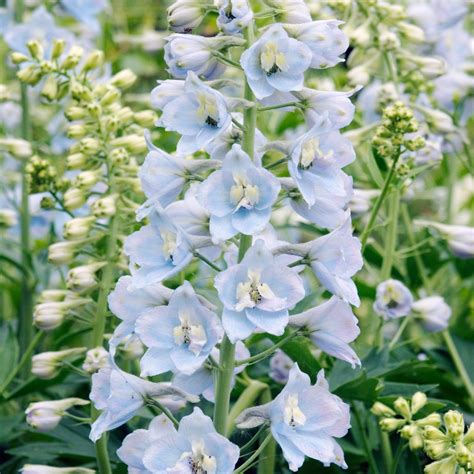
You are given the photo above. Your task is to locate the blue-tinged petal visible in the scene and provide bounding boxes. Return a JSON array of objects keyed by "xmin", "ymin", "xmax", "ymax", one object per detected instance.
[
  {"xmin": 135, "ymin": 306, "xmax": 176, "ymax": 347},
  {"xmin": 232, "ymin": 206, "xmax": 271, "ymax": 235},
  {"xmin": 210, "ymin": 213, "xmax": 238, "ymax": 240},
  {"xmin": 140, "ymin": 347, "xmax": 175, "ymax": 377},
  {"xmin": 170, "ymin": 346, "xmax": 207, "ymax": 375},
  {"xmin": 124, "ymin": 225, "xmax": 164, "ymax": 267},
  {"xmin": 271, "ymin": 428, "xmax": 305, "ymax": 472},
  {"xmin": 178, "ymin": 407, "xmax": 216, "ymax": 439},
  {"xmin": 197, "ymin": 170, "xmax": 235, "ymax": 217},
  {"xmin": 246, "ymin": 307, "xmax": 288, "ymax": 336},
  {"xmin": 222, "ymin": 308, "xmax": 255, "ymax": 343}
]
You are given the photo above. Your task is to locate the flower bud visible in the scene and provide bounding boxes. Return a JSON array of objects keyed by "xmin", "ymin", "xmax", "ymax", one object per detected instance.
[
  {"xmin": 63, "ymin": 216, "xmax": 95, "ymax": 240},
  {"xmin": 22, "ymin": 465, "xmax": 94, "ymax": 474},
  {"xmin": 410, "ymin": 392, "xmax": 427, "ymax": 415},
  {"xmin": 134, "ymin": 110, "xmax": 157, "ymax": 127},
  {"xmin": 41, "ymin": 76, "xmax": 59, "ymax": 101},
  {"xmin": 66, "ymin": 153, "xmax": 87, "ymax": 169},
  {"xmin": 82, "ymin": 50, "xmax": 104, "ymax": 72},
  {"xmin": 67, "ymin": 123, "xmax": 87, "ymax": 139},
  {"xmin": 371, "ymin": 402, "xmax": 396, "ymax": 417},
  {"xmin": 67, "ymin": 262, "xmax": 106, "ymax": 291},
  {"xmin": 100, "ymin": 87, "xmax": 121, "ymax": 106},
  {"xmin": 109, "ymin": 69, "xmax": 137, "ymax": 89},
  {"xmin": 455, "ymin": 441, "xmax": 470, "ymax": 466},
  {"xmin": 116, "ymin": 106, "xmax": 134, "ymax": 124},
  {"xmin": 398, "ymin": 22, "xmax": 425, "ymax": 42},
  {"xmin": 64, "ymin": 188, "xmax": 87, "ymax": 210},
  {"xmin": 400, "ymin": 424, "xmax": 417, "ymax": 439},
  {"xmin": 111, "ymin": 134, "xmax": 147, "ymax": 154},
  {"xmin": 51, "ymin": 39, "xmax": 66, "ymax": 60},
  {"xmin": 416, "ymin": 413, "xmax": 442, "ymax": 428},
  {"xmin": 65, "ymin": 106, "xmax": 87, "ymax": 121},
  {"xmin": 80, "ymin": 137, "xmax": 101, "ymax": 155},
  {"xmin": 378, "ymin": 30, "xmax": 400, "ymax": 50},
  {"xmin": 32, "ymin": 348, "xmax": 86, "ymax": 379},
  {"xmin": 11, "ymin": 52, "xmax": 30, "ymax": 64},
  {"xmin": 463, "ymin": 423, "xmax": 474, "ymax": 444},
  {"xmin": 70, "ymin": 81, "xmax": 92, "ymax": 102},
  {"xmin": 33, "ymin": 302, "xmax": 66, "ymax": 331},
  {"xmin": 48, "ymin": 241, "xmax": 78, "ymax": 265},
  {"xmin": 409, "ymin": 433, "xmax": 424, "ymax": 451},
  {"xmin": 39, "ymin": 60, "xmax": 54, "ymax": 74},
  {"xmin": 109, "ymin": 147, "xmax": 129, "ymax": 165},
  {"xmin": 82, "ymin": 347, "xmax": 109, "ymax": 373},
  {"xmin": 444, "ymin": 410, "xmax": 464, "ymax": 439},
  {"xmin": 420, "ymin": 107, "xmax": 455, "ymax": 134},
  {"xmin": 92, "ymin": 195, "xmax": 117, "ymax": 218},
  {"xmin": 0, "ymin": 138, "xmax": 32, "ymax": 159},
  {"xmin": 38, "ymin": 290, "xmax": 68, "ymax": 303},
  {"xmin": 87, "ymin": 102, "xmax": 102, "ymax": 118},
  {"xmin": 348, "ymin": 65, "xmax": 370, "ymax": 86},
  {"xmin": 16, "ymin": 65, "xmax": 42, "ymax": 86},
  {"xmin": 0, "ymin": 209, "xmax": 18, "ymax": 228},
  {"xmin": 61, "ymin": 45, "xmax": 84, "ymax": 69},
  {"xmin": 27, "ymin": 40, "xmax": 44, "ymax": 60},
  {"xmin": 380, "ymin": 418, "xmax": 406, "ymax": 432},
  {"xmin": 394, "ymin": 397, "xmax": 411, "ymax": 419},
  {"xmin": 168, "ymin": 0, "xmax": 208, "ymax": 33},
  {"xmin": 74, "ymin": 170, "xmax": 101, "ymax": 189}
]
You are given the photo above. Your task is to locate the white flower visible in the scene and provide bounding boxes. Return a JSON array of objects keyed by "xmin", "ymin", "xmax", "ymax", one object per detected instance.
[{"xmin": 413, "ymin": 296, "xmax": 452, "ymax": 332}]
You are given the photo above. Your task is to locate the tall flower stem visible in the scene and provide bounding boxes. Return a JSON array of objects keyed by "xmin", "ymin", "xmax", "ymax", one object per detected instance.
[
  {"xmin": 380, "ymin": 186, "xmax": 400, "ymax": 280},
  {"xmin": 213, "ymin": 21, "xmax": 256, "ymax": 436},
  {"xmin": 257, "ymin": 387, "xmax": 276, "ymax": 474},
  {"xmin": 14, "ymin": 0, "xmax": 34, "ymax": 378}
]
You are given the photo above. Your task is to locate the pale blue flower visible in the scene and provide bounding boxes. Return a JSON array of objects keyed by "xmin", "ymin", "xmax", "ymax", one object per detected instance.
[
  {"xmin": 4, "ymin": 6, "xmax": 74, "ymax": 55},
  {"xmin": 135, "ymin": 281, "xmax": 223, "ymax": 376},
  {"xmin": 89, "ymin": 365, "xmax": 198, "ymax": 442},
  {"xmin": 138, "ymin": 408, "xmax": 240, "ymax": 473},
  {"xmin": 59, "ymin": 0, "xmax": 106, "ymax": 32},
  {"xmin": 164, "ymin": 34, "xmax": 225, "ymax": 79},
  {"xmin": 373, "ymin": 279, "xmax": 413, "ymax": 320},
  {"xmin": 237, "ymin": 364, "xmax": 350, "ymax": 471},
  {"xmin": 240, "ymin": 24, "xmax": 312, "ymax": 100},
  {"xmin": 197, "ymin": 144, "xmax": 280, "ymax": 240},
  {"xmin": 124, "ymin": 207, "xmax": 209, "ymax": 287},
  {"xmin": 283, "ymin": 20, "xmax": 349, "ymax": 69},
  {"xmin": 167, "ymin": 0, "xmax": 211, "ymax": 33},
  {"xmin": 290, "ymin": 296, "xmax": 360, "ymax": 367},
  {"xmin": 269, "ymin": 349, "xmax": 293, "ymax": 384},
  {"xmin": 151, "ymin": 79, "xmax": 185, "ymax": 110},
  {"xmin": 137, "ymin": 132, "xmax": 218, "ymax": 217},
  {"xmin": 412, "ymin": 296, "xmax": 451, "ymax": 332},
  {"xmin": 215, "ymin": 239, "xmax": 305, "ymax": 342},
  {"xmin": 108, "ymin": 275, "xmax": 173, "ymax": 354},
  {"xmin": 216, "ymin": 0, "xmax": 253, "ymax": 34},
  {"xmin": 275, "ymin": 219, "xmax": 363, "ymax": 306},
  {"xmin": 156, "ymin": 71, "xmax": 232, "ymax": 154},
  {"xmin": 172, "ymin": 341, "xmax": 250, "ymax": 402}
]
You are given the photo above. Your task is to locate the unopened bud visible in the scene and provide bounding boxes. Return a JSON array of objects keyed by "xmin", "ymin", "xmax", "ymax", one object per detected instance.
[
  {"xmin": 63, "ymin": 216, "xmax": 95, "ymax": 240},
  {"xmin": 109, "ymin": 69, "xmax": 137, "ymax": 89},
  {"xmin": 32, "ymin": 348, "xmax": 86, "ymax": 379},
  {"xmin": 111, "ymin": 134, "xmax": 147, "ymax": 154},
  {"xmin": 38, "ymin": 290, "xmax": 68, "ymax": 303},
  {"xmin": 411, "ymin": 392, "xmax": 427, "ymax": 415},
  {"xmin": 371, "ymin": 402, "xmax": 396, "ymax": 417},
  {"xmin": 400, "ymin": 424, "xmax": 417, "ymax": 439},
  {"xmin": 65, "ymin": 106, "xmax": 87, "ymax": 121},
  {"xmin": 380, "ymin": 418, "xmax": 406, "ymax": 432},
  {"xmin": 455, "ymin": 441, "xmax": 470, "ymax": 466},
  {"xmin": 134, "ymin": 110, "xmax": 157, "ymax": 127},
  {"xmin": 66, "ymin": 153, "xmax": 87, "ymax": 169},
  {"xmin": 109, "ymin": 147, "xmax": 129, "ymax": 165},
  {"xmin": 61, "ymin": 45, "xmax": 84, "ymax": 69},
  {"xmin": 394, "ymin": 397, "xmax": 411, "ymax": 419},
  {"xmin": 33, "ymin": 302, "xmax": 67, "ymax": 331},
  {"xmin": 75, "ymin": 170, "xmax": 101, "ymax": 189},
  {"xmin": 17, "ymin": 65, "xmax": 42, "ymax": 86},
  {"xmin": 100, "ymin": 87, "xmax": 121, "ymax": 106},
  {"xmin": 444, "ymin": 410, "xmax": 464, "ymax": 439},
  {"xmin": 92, "ymin": 195, "xmax": 117, "ymax": 218},
  {"xmin": 11, "ymin": 52, "xmax": 30, "ymax": 64},
  {"xmin": 82, "ymin": 347, "xmax": 109, "ymax": 373},
  {"xmin": 48, "ymin": 241, "xmax": 77, "ymax": 265},
  {"xmin": 0, "ymin": 138, "xmax": 32, "ymax": 159},
  {"xmin": 398, "ymin": 22, "xmax": 425, "ymax": 42},
  {"xmin": 67, "ymin": 262, "xmax": 105, "ymax": 291},
  {"xmin": 82, "ymin": 50, "xmax": 104, "ymax": 72},
  {"xmin": 416, "ymin": 413, "xmax": 442, "ymax": 428},
  {"xmin": 51, "ymin": 39, "xmax": 66, "ymax": 60},
  {"xmin": 0, "ymin": 209, "xmax": 17, "ymax": 228},
  {"xmin": 27, "ymin": 40, "xmax": 44, "ymax": 60},
  {"xmin": 41, "ymin": 76, "xmax": 59, "ymax": 101},
  {"xmin": 409, "ymin": 433, "xmax": 424, "ymax": 451},
  {"xmin": 80, "ymin": 137, "xmax": 101, "ymax": 155},
  {"xmin": 64, "ymin": 188, "xmax": 87, "ymax": 210},
  {"xmin": 67, "ymin": 123, "xmax": 87, "ymax": 139}
]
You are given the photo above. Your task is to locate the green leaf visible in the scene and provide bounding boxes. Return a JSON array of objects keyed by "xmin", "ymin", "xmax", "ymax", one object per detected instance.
[{"xmin": 0, "ymin": 324, "xmax": 19, "ymax": 387}]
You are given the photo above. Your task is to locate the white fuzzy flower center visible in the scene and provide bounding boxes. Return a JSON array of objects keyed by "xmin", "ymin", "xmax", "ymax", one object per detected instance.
[
  {"xmin": 299, "ymin": 138, "xmax": 334, "ymax": 169},
  {"xmin": 261, "ymin": 41, "xmax": 288, "ymax": 76},
  {"xmin": 178, "ymin": 440, "xmax": 217, "ymax": 474},
  {"xmin": 196, "ymin": 92, "xmax": 219, "ymax": 127},
  {"xmin": 284, "ymin": 394, "xmax": 306, "ymax": 428},
  {"xmin": 230, "ymin": 174, "xmax": 260, "ymax": 210},
  {"xmin": 235, "ymin": 269, "xmax": 275, "ymax": 311},
  {"xmin": 161, "ymin": 230, "xmax": 177, "ymax": 261},
  {"xmin": 173, "ymin": 312, "xmax": 207, "ymax": 355}
]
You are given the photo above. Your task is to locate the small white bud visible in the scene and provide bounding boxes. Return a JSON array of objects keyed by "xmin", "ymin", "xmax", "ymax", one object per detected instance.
[
  {"xmin": 82, "ymin": 347, "xmax": 109, "ymax": 373},
  {"xmin": 109, "ymin": 69, "xmax": 137, "ymax": 89},
  {"xmin": 64, "ymin": 188, "xmax": 87, "ymax": 210},
  {"xmin": 63, "ymin": 216, "xmax": 95, "ymax": 240},
  {"xmin": 92, "ymin": 195, "xmax": 117, "ymax": 218},
  {"xmin": 32, "ymin": 348, "xmax": 86, "ymax": 379}
]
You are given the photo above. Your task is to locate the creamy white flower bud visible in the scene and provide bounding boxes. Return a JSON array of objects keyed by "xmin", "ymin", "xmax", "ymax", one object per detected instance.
[
  {"xmin": 0, "ymin": 138, "xmax": 32, "ymax": 159},
  {"xmin": 109, "ymin": 69, "xmax": 137, "ymax": 89},
  {"xmin": 66, "ymin": 153, "xmax": 87, "ymax": 169},
  {"xmin": 63, "ymin": 216, "xmax": 95, "ymax": 240},
  {"xmin": 444, "ymin": 410, "xmax": 464, "ymax": 439},
  {"xmin": 66, "ymin": 262, "xmax": 106, "ymax": 291},
  {"xmin": 111, "ymin": 134, "xmax": 147, "ymax": 154},
  {"xmin": 61, "ymin": 45, "xmax": 84, "ymax": 69},
  {"xmin": 32, "ymin": 348, "xmax": 86, "ymax": 379},
  {"xmin": 348, "ymin": 65, "xmax": 370, "ymax": 86},
  {"xmin": 168, "ymin": 0, "xmax": 210, "ymax": 33},
  {"xmin": 22, "ymin": 465, "xmax": 95, "ymax": 474},
  {"xmin": 92, "ymin": 195, "xmax": 117, "ymax": 218},
  {"xmin": 74, "ymin": 170, "xmax": 102, "ymax": 189},
  {"xmin": 26, "ymin": 398, "xmax": 89, "ymax": 431},
  {"xmin": 11, "ymin": 52, "xmax": 30, "ymax": 64},
  {"xmin": 0, "ymin": 209, "xmax": 17, "ymax": 228},
  {"xmin": 80, "ymin": 137, "xmax": 101, "ymax": 155},
  {"xmin": 82, "ymin": 347, "xmax": 109, "ymax": 373},
  {"xmin": 17, "ymin": 65, "xmax": 43, "ymax": 86},
  {"xmin": 378, "ymin": 29, "xmax": 400, "ymax": 50},
  {"xmin": 51, "ymin": 39, "xmax": 66, "ymax": 60},
  {"xmin": 380, "ymin": 417, "xmax": 406, "ymax": 432},
  {"xmin": 27, "ymin": 40, "xmax": 44, "ymax": 60},
  {"xmin": 66, "ymin": 123, "xmax": 87, "ymax": 139},
  {"xmin": 133, "ymin": 110, "xmax": 157, "ymax": 127},
  {"xmin": 41, "ymin": 76, "xmax": 59, "ymax": 101},
  {"xmin": 371, "ymin": 401, "xmax": 396, "ymax": 417},
  {"xmin": 394, "ymin": 397, "xmax": 411, "ymax": 419},
  {"xmin": 397, "ymin": 22, "xmax": 425, "ymax": 42},
  {"xmin": 33, "ymin": 302, "xmax": 66, "ymax": 331},
  {"xmin": 411, "ymin": 392, "xmax": 427, "ymax": 415},
  {"xmin": 64, "ymin": 188, "xmax": 87, "ymax": 210},
  {"xmin": 38, "ymin": 290, "xmax": 68, "ymax": 303},
  {"xmin": 82, "ymin": 50, "xmax": 104, "ymax": 72},
  {"xmin": 48, "ymin": 241, "xmax": 78, "ymax": 265}
]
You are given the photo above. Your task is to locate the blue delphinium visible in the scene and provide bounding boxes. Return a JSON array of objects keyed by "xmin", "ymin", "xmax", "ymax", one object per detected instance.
[
  {"xmin": 216, "ymin": 0, "xmax": 253, "ymax": 34},
  {"xmin": 155, "ymin": 71, "xmax": 232, "ymax": 154},
  {"xmin": 373, "ymin": 279, "xmax": 413, "ymax": 319},
  {"xmin": 118, "ymin": 409, "xmax": 240, "ymax": 473},
  {"xmin": 135, "ymin": 281, "xmax": 223, "ymax": 376},
  {"xmin": 59, "ymin": 0, "xmax": 107, "ymax": 32},
  {"xmin": 197, "ymin": 144, "xmax": 280, "ymax": 240},
  {"xmin": 237, "ymin": 364, "xmax": 351, "ymax": 471},
  {"xmin": 215, "ymin": 239, "xmax": 305, "ymax": 342},
  {"xmin": 240, "ymin": 24, "xmax": 312, "ymax": 99}
]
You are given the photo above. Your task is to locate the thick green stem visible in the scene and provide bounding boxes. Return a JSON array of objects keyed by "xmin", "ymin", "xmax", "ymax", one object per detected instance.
[
  {"xmin": 380, "ymin": 186, "xmax": 400, "ymax": 280},
  {"xmin": 360, "ymin": 151, "xmax": 401, "ymax": 251},
  {"xmin": 15, "ymin": 0, "xmax": 34, "ymax": 379},
  {"xmin": 227, "ymin": 380, "xmax": 267, "ymax": 435},
  {"xmin": 257, "ymin": 387, "xmax": 276, "ymax": 474}
]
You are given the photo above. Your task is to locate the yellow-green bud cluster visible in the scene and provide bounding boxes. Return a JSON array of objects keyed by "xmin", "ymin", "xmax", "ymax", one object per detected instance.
[
  {"xmin": 371, "ymin": 392, "xmax": 441, "ymax": 451},
  {"xmin": 25, "ymin": 155, "xmax": 58, "ymax": 194},
  {"xmin": 372, "ymin": 101, "xmax": 422, "ymax": 158}
]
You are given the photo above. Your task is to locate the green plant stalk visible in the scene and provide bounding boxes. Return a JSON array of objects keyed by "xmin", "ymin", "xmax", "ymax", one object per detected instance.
[
  {"xmin": 226, "ymin": 380, "xmax": 267, "ymax": 435},
  {"xmin": 234, "ymin": 433, "xmax": 273, "ymax": 474},
  {"xmin": 360, "ymin": 150, "xmax": 401, "ymax": 251},
  {"xmin": 257, "ymin": 387, "xmax": 276, "ymax": 474},
  {"xmin": 380, "ymin": 186, "xmax": 400, "ymax": 280},
  {"xmin": 388, "ymin": 316, "xmax": 410, "ymax": 351},
  {"xmin": 14, "ymin": 0, "xmax": 34, "ymax": 378},
  {"xmin": 213, "ymin": 21, "xmax": 256, "ymax": 436},
  {"xmin": 353, "ymin": 403, "xmax": 380, "ymax": 474}
]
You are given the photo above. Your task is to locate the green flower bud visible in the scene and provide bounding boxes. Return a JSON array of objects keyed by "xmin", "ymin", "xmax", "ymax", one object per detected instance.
[
  {"xmin": 455, "ymin": 441, "xmax": 471, "ymax": 467},
  {"xmin": 40, "ymin": 196, "xmax": 55, "ymax": 210},
  {"xmin": 11, "ymin": 52, "xmax": 30, "ymax": 64},
  {"xmin": 111, "ymin": 134, "xmax": 147, "ymax": 154},
  {"xmin": 371, "ymin": 402, "xmax": 396, "ymax": 417},
  {"xmin": 61, "ymin": 45, "xmax": 84, "ymax": 69},
  {"xmin": 411, "ymin": 392, "xmax": 427, "ymax": 415},
  {"xmin": 109, "ymin": 147, "xmax": 129, "ymax": 165},
  {"xmin": 400, "ymin": 424, "xmax": 417, "ymax": 439},
  {"xmin": 87, "ymin": 103, "xmax": 102, "ymax": 118},
  {"xmin": 63, "ymin": 216, "xmax": 95, "ymax": 240},
  {"xmin": 416, "ymin": 413, "xmax": 442, "ymax": 428},
  {"xmin": 27, "ymin": 40, "xmax": 44, "ymax": 60},
  {"xmin": 100, "ymin": 87, "xmax": 121, "ymax": 106},
  {"xmin": 66, "ymin": 153, "xmax": 87, "ymax": 169},
  {"xmin": 48, "ymin": 241, "xmax": 77, "ymax": 265},
  {"xmin": 463, "ymin": 423, "xmax": 474, "ymax": 445},
  {"xmin": 51, "ymin": 38, "xmax": 66, "ymax": 60},
  {"xmin": 380, "ymin": 418, "xmax": 406, "ymax": 432},
  {"xmin": 74, "ymin": 170, "xmax": 101, "ymax": 189},
  {"xmin": 65, "ymin": 106, "xmax": 87, "ymax": 121},
  {"xmin": 82, "ymin": 50, "xmax": 104, "ymax": 72},
  {"xmin": 409, "ymin": 433, "xmax": 424, "ymax": 451},
  {"xmin": 444, "ymin": 411, "xmax": 464, "ymax": 440},
  {"xmin": 80, "ymin": 138, "xmax": 101, "ymax": 155},
  {"xmin": 109, "ymin": 69, "xmax": 137, "ymax": 89},
  {"xmin": 17, "ymin": 65, "xmax": 43, "ymax": 86},
  {"xmin": 394, "ymin": 397, "xmax": 411, "ymax": 419},
  {"xmin": 134, "ymin": 110, "xmax": 157, "ymax": 127},
  {"xmin": 116, "ymin": 106, "xmax": 134, "ymax": 124},
  {"xmin": 41, "ymin": 76, "xmax": 59, "ymax": 101},
  {"xmin": 64, "ymin": 188, "xmax": 87, "ymax": 210},
  {"xmin": 67, "ymin": 124, "xmax": 88, "ymax": 140},
  {"xmin": 92, "ymin": 195, "xmax": 117, "ymax": 218},
  {"xmin": 0, "ymin": 209, "xmax": 17, "ymax": 228}
]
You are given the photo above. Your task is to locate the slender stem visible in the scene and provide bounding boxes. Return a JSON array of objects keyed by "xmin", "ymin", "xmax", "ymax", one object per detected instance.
[
  {"xmin": 266, "ymin": 156, "xmax": 288, "ymax": 170},
  {"xmin": 257, "ymin": 387, "xmax": 276, "ymax": 474},
  {"xmin": 240, "ymin": 424, "xmax": 268, "ymax": 453},
  {"xmin": 380, "ymin": 186, "xmax": 400, "ymax": 280},
  {"xmin": 234, "ymin": 433, "xmax": 273, "ymax": 474},
  {"xmin": 443, "ymin": 330, "xmax": 474, "ymax": 403},
  {"xmin": 388, "ymin": 316, "xmax": 410, "ymax": 351},
  {"xmin": 93, "ymin": 431, "xmax": 112, "ymax": 474},
  {"xmin": 257, "ymin": 101, "xmax": 301, "ymax": 112},
  {"xmin": 242, "ymin": 26, "xmax": 256, "ymax": 159},
  {"xmin": 15, "ymin": 0, "xmax": 34, "ymax": 378},
  {"xmin": 353, "ymin": 403, "xmax": 380, "ymax": 474},
  {"xmin": 360, "ymin": 150, "xmax": 401, "ymax": 251},
  {"xmin": 194, "ymin": 251, "xmax": 222, "ymax": 272},
  {"xmin": 0, "ymin": 330, "xmax": 43, "ymax": 396},
  {"xmin": 227, "ymin": 380, "xmax": 267, "ymax": 435},
  {"xmin": 146, "ymin": 398, "xmax": 180, "ymax": 428},
  {"xmin": 446, "ymin": 155, "xmax": 457, "ymax": 224}
]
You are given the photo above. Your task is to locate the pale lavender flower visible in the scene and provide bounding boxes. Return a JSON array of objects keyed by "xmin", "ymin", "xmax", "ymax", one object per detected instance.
[
  {"xmin": 373, "ymin": 279, "xmax": 413, "ymax": 320},
  {"xmin": 216, "ymin": 0, "xmax": 253, "ymax": 34},
  {"xmin": 215, "ymin": 239, "xmax": 305, "ymax": 342},
  {"xmin": 413, "ymin": 296, "xmax": 452, "ymax": 332},
  {"xmin": 237, "ymin": 364, "xmax": 350, "ymax": 471},
  {"xmin": 270, "ymin": 350, "xmax": 293, "ymax": 384}
]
